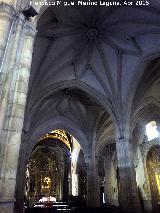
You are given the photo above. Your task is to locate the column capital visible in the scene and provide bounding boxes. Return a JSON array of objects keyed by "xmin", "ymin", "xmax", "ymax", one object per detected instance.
[{"xmin": 0, "ymin": 2, "xmax": 16, "ymax": 20}]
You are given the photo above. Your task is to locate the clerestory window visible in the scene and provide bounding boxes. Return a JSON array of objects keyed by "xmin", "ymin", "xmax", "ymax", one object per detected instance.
[{"xmin": 146, "ymin": 121, "xmax": 159, "ymax": 141}]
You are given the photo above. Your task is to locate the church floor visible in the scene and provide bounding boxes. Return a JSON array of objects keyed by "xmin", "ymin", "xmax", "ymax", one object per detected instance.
[
  {"xmin": 24, "ymin": 208, "xmax": 152, "ymax": 213},
  {"xmin": 24, "ymin": 203, "xmax": 120, "ymax": 213},
  {"xmin": 24, "ymin": 206, "xmax": 153, "ymax": 213},
  {"xmin": 24, "ymin": 202, "xmax": 153, "ymax": 213},
  {"xmin": 24, "ymin": 207, "xmax": 120, "ymax": 213}
]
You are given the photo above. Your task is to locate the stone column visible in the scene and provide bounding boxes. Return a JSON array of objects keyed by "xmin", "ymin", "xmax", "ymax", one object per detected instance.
[
  {"xmin": 68, "ymin": 159, "xmax": 72, "ymax": 198},
  {"xmin": 104, "ymin": 157, "xmax": 112, "ymax": 204},
  {"xmin": 85, "ymin": 154, "xmax": 100, "ymax": 207},
  {"xmin": 0, "ymin": 21, "xmax": 36, "ymax": 213},
  {"xmin": 116, "ymin": 137, "xmax": 141, "ymax": 213},
  {"xmin": 63, "ymin": 160, "xmax": 69, "ymax": 201},
  {"xmin": 59, "ymin": 161, "xmax": 64, "ymax": 201},
  {"xmin": 14, "ymin": 134, "xmax": 29, "ymax": 213},
  {"xmin": 0, "ymin": 12, "xmax": 26, "ymax": 159},
  {"xmin": 0, "ymin": 2, "xmax": 18, "ymax": 96},
  {"xmin": 0, "ymin": 2, "xmax": 16, "ymax": 67}
]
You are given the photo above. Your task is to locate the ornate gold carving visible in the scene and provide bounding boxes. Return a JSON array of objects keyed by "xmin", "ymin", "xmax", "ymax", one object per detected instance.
[
  {"xmin": 147, "ymin": 146, "xmax": 160, "ymax": 211},
  {"xmin": 39, "ymin": 130, "xmax": 71, "ymax": 151}
]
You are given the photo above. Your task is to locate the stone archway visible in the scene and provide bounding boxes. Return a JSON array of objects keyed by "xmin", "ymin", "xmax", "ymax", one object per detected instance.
[
  {"xmin": 24, "ymin": 129, "xmax": 73, "ymax": 207},
  {"xmin": 147, "ymin": 145, "xmax": 160, "ymax": 212},
  {"xmin": 14, "ymin": 124, "xmax": 87, "ymax": 212}
]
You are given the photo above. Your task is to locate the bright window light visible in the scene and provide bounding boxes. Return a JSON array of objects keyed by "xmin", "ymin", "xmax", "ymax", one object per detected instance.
[{"xmin": 146, "ymin": 121, "xmax": 159, "ymax": 141}]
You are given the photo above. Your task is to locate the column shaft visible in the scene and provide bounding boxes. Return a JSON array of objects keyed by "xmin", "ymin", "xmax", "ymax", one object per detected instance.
[
  {"xmin": 0, "ymin": 2, "xmax": 15, "ymax": 66},
  {"xmin": 0, "ymin": 21, "xmax": 35, "ymax": 213},
  {"xmin": 116, "ymin": 138, "xmax": 141, "ymax": 213},
  {"xmin": 86, "ymin": 155, "xmax": 100, "ymax": 207}
]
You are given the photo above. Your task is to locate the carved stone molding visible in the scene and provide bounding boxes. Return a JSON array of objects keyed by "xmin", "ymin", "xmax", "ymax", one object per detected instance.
[
  {"xmin": 0, "ymin": 2, "xmax": 16, "ymax": 20},
  {"xmin": 139, "ymin": 138, "xmax": 160, "ymax": 163}
]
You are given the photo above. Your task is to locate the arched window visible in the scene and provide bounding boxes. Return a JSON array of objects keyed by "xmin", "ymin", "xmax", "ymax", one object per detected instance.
[{"xmin": 146, "ymin": 121, "xmax": 159, "ymax": 141}]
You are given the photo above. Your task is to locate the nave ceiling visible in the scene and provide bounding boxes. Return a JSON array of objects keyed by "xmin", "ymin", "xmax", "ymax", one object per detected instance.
[
  {"xmin": 20, "ymin": 0, "xmax": 160, "ymax": 154},
  {"xmin": 24, "ymin": 1, "xmax": 160, "ymax": 137}
]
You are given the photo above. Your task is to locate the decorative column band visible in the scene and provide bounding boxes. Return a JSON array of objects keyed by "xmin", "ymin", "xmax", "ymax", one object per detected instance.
[{"xmin": 0, "ymin": 201, "xmax": 15, "ymax": 204}]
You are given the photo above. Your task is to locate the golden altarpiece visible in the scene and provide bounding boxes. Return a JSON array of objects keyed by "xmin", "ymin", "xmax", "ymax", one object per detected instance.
[{"xmin": 24, "ymin": 130, "xmax": 72, "ymax": 203}]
